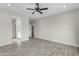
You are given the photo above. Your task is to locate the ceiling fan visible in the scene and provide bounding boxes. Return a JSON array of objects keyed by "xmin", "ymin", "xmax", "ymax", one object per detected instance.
[{"xmin": 26, "ymin": 3, "xmax": 48, "ymax": 14}]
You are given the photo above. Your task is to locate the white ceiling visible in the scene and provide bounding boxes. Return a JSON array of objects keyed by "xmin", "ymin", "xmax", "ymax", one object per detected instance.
[{"xmin": 0, "ymin": 3, "xmax": 79, "ymax": 20}]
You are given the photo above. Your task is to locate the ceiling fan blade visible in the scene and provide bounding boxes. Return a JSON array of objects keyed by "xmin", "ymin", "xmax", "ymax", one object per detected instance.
[
  {"xmin": 40, "ymin": 8, "xmax": 48, "ymax": 10},
  {"xmin": 32, "ymin": 11, "xmax": 36, "ymax": 14},
  {"xmin": 38, "ymin": 11, "xmax": 43, "ymax": 14},
  {"xmin": 27, "ymin": 8, "xmax": 35, "ymax": 10}
]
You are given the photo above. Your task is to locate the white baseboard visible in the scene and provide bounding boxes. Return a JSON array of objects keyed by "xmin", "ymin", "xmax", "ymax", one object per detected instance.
[
  {"xmin": 35, "ymin": 37, "xmax": 79, "ymax": 47},
  {"xmin": 50, "ymin": 39, "xmax": 79, "ymax": 47},
  {"xmin": 0, "ymin": 39, "xmax": 29, "ymax": 47},
  {"xmin": 21, "ymin": 39, "xmax": 29, "ymax": 42},
  {"xmin": 0, "ymin": 42, "xmax": 12, "ymax": 47}
]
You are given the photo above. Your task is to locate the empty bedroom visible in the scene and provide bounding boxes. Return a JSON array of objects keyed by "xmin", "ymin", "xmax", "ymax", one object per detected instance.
[{"xmin": 0, "ymin": 3, "xmax": 79, "ymax": 56}]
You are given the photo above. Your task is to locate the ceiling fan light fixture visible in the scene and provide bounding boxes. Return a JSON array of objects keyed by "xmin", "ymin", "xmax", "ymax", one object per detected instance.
[{"xmin": 26, "ymin": 3, "xmax": 48, "ymax": 14}]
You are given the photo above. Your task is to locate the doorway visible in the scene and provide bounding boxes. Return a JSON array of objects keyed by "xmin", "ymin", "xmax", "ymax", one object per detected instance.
[
  {"xmin": 29, "ymin": 20, "xmax": 35, "ymax": 39},
  {"xmin": 31, "ymin": 24, "xmax": 34, "ymax": 38},
  {"xmin": 12, "ymin": 17, "xmax": 22, "ymax": 40}
]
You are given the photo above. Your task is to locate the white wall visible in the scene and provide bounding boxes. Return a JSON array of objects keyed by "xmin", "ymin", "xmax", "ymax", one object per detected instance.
[
  {"xmin": 0, "ymin": 10, "xmax": 12, "ymax": 46},
  {"xmin": 0, "ymin": 9, "xmax": 29, "ymax": 46},
  {"xmin": 22, "ymin": 16, "xmax": 29, "ymax": 41},
  {"xmin": 34, "ymin": 8, "xmax": 79, "ymax": 47}
]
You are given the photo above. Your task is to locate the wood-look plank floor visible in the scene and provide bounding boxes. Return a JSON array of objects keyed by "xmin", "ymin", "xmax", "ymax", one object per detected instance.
[{"xmin": 0, "ymin": 38, "xmax": 79, "ymax": 56}]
